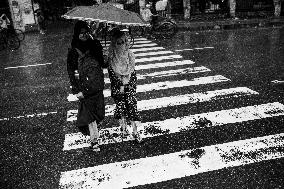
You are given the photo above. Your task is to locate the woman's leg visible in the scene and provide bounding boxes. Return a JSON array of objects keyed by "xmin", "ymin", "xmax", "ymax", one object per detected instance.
[
  {"xmin": 119, "ymin": 116, "xmax": 128, "ymax": 137},
  {"xmin": 124, "ymin": 88, "xmax": 142, "ymax": 142},
  {"xmin": 130, "ymin": 121, "xmax": 142, "ymax": 143},
  {"xmin": 88, "ymin": 120, "xmax": 100, "ymax": 151}
]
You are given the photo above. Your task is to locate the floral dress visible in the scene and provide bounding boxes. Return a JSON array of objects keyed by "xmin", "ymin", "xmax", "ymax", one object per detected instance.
[{"xmin": 108, "ymin": 66, "xmax": 141, "ymax": 121}]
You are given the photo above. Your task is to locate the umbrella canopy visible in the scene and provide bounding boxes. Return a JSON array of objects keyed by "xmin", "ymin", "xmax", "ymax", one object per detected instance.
[{"xmin": 62, "ymin": 3, "xmax": 149, "ymax": 26}]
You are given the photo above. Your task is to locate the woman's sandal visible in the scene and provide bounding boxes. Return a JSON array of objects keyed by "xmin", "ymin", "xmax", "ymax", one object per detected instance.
[
  {"xmin": 132, "ymin": 133, "xmax": 143, "ymax": 143},
  {"xmin": 90, "ymin": 141, "xmax": 100, "ymax": 152},
  {"xmin": 120, "ymin": 127, "xmax": 129, "ymax": 138}
]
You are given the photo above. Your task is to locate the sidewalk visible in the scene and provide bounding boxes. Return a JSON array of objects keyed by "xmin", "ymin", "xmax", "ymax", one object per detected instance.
[
  {"xmin": 25, "ymin": 16, "xmax": 284, "ymax": 36},
  {"xmin": 176, "ymin": 16, "xmax": 284, "ymax": 31}
]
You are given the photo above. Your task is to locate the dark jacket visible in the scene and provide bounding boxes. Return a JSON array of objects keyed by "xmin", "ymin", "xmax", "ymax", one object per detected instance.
[{"xmin": 67, "ymin": 38, "xmax": 107, "ymax": 95}]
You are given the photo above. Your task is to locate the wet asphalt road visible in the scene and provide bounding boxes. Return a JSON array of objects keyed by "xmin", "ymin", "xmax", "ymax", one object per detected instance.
[{"xmin": 0, "ymin": 21, "xmax": 284, "ymax": 188}]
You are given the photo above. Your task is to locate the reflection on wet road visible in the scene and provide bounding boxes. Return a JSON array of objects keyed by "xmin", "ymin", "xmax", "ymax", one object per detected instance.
[{"xmin": 0, "ymin": 23, "xmax": 284, "ymax": 188}]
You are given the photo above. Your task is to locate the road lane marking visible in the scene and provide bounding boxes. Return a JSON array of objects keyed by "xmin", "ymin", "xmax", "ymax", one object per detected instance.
[
  {"xmin": 0, "ymin": 111, "xmax": 57, "ymax": 121},
  {"xmin": 101, "ymin": 38, "xmax": 148, "ymax": 44},
  {"xmin": 4, "ymin": 63, "xmax": 52, "ymax": 70},
  {"xmin": 136, "ymin": 66, "xmax": 210, "ymax": 79},
  {"xmin": 69, "ymin": 66, "xmax": 212, "ymax": 101},
  {"xmin": 68, "ymin": 71, "xmax": 222, "ymax": 102},
  {"xmin": 131, "ymin": 43, "xmax": 158, "ymax": 48},
  {"xmin": 129, "ymin": 40, "xmax": 153, "ymax": 44},
  {"xmin": 66, "ymin": 86, "xmax": 258, "ymax": 122},
  {"xmin": 271, "ymin": 80, "xmax": 284, "ymax": 84},
  {"xmin": 103, "ymin": 43, "xmax": 159, "ymax": 49},
  {"xmin": 135, "ymin": 55, "xmax": 182, "ymax": 63},
  {"xmin": 175, "ymin": 47, "xmax": 214, "ymax": 52},
  {"xmin": 63, "ymin": 102, "xmax": 284, "ymax": 150},
  {"xmin": 131, "ymin": 47, "xmax": 165, "ymax": 52},
  {"xmin": 132, "ymin": 38, "xmax": 148, "ymax": 41},
  {"xmin": 102, "ymin": 40, "xmax": 155, "ymax": 48},
  {"xmin": 59, "ymin": 132, "xmax": 284, "ymax": 189},
  {"xmin": 135, "ymin": 51, "xmax": 174, "ymax": 57},
  {"xmin": 69, "ymin": 74, "xmax": 230, "ymax": 103},
  {"xmin": 103, "ymin": 59, "xmax": 196, "ymax": 74},
  {"xmin": 135, "ymin": 59, "xmax": 195, "ymax": 70},
  {"xmin": 132, "ymin": 75, "xmax": 229, "ymax": 95}
]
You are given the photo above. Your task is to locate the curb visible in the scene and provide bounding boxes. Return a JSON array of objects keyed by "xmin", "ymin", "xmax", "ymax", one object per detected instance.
[{"xmin": 176, "ymin": 17, "xmax": 284, "ymax": 31}]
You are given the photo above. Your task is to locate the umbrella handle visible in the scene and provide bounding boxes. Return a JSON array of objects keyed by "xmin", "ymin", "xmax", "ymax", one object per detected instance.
[{"xmin": 104, "ymin": 24, "xmax": 108, "ymax": 47}]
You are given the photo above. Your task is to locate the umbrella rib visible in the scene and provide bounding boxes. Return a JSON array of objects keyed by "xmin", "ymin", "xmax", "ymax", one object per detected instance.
[{"xmin": 62, "ymin": 4, "xmax": 150, "ymax": 26}]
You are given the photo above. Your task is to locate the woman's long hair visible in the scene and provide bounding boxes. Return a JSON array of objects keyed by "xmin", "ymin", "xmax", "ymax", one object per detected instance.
[
  {"xmin": 110, "ymin": 28, "xmax": 124, "ymax": 46},
  {"xmin": 108, "ymin": 28, "xmax": 134, "ymax": 76},
  {"xmin": 71, "ymin": 21, "xmax": 93, "ymax": 54}
]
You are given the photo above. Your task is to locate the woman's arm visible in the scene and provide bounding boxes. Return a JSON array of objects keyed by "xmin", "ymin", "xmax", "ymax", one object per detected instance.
[
  {"xmin": 108, "ymin": 66, "xmax": 124, "ymax": 95},
  {"xmin": 127, "ymin": 71, "xmax": 137, "ymax": 89},
  {"xmin": 93, "ymin": 39, "xmax": 108, "ymax": 68},
  {"xmin": 127, "ymin": 51, "xmax": 137, "ymax": 88},
  {"xmin": 67, "ymin": 48, "xmax": 81, "ymax": 94}
]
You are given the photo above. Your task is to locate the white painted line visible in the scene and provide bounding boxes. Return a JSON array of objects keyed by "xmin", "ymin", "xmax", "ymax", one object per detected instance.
[
  {"xmin": 72, "ymin": 65, "xmax": 204, "ymax": 101},
  {"xmin": 136, "ymin": 55, "xmax": 182, "ymax": 63},
  {"xmin": 63, "ymin": 102, "xmax": 284, "ymax": 150},
  {"xmin": 116, "ymin": 65, "xmax": 209, "ymax": 85},
  {"xmin": 131, "ymin": 40, "xmax": 153, "ymax": 44},
  {"xmin": 135, "ymin": 59, "xmax": 195, "ymax": 70},
  {"xmin": 102, "ymin": 49, "xmax": 178, "ymax": 74},
  {"xmin": 137, "ymin": 66, "xmax": 210, "ymax": 79},
  {"xmin": 134, "ymin": 75, "xmax": 230, "ymax": 94},
  {"xmin": 134, "ymin": 38, "xmax": 148, "ymax": 41},
  {"xmin": 175, "ymin": 48, "xmax": 194, "ymax": 52},
  {"xmin": 67, "ymin": 86, "xmax": 258, "ymax": 121},
  {"xmin": 107, "ymin": 86, "xmax": 257, "ymax": 117},
  {"xmin": 103, "ymin": 59, "xmax": 196, "ymax": 74},
  {"xmin": 103, "ymin": 43, "xmax": 158, "ymax": 49},
  {"xmin": 101, "ymin": 38, "xmax": 148, "ymax": 44},
  {"xmin": 132, "ymin": 43, "xmax": 158, "ymax": 48},
  {"xmin": 135, "ymin": 50, "xmax": 174, "ymax": 57},
  {"xmin": 59, "ymin": 132, "xmax": 284, "ymax": 189},
  {"xmin": 4, "ymin": 63, "xmax": 52, "ymax": 70},
  {"xmin": 68, "ymin": 71, "xmax": 220, "ymax": 102},
  {"xmin": 68, "ymin": 67, "xmax": 212, "ymax": 101},
  {"xmin": 131, "ymin": 47, "xmax": 165, "ymax": 53},
  {"xmin": 271, "ymin": 80, "xmax": 284, "ymax": 84},
  {"xmin": 175, "ymin": 47, "xmax": 214, "ymax": 52},
  {"xmin": 102, "ymin": 40, "xmax": 154, "ymax": 47},
  {"xmin": 0, "ymin": 111, "xmax": 57, "ymax": 121},
  {"xmin": 132, "ymin": 38, "xmax": 148, "ymax": 41}
]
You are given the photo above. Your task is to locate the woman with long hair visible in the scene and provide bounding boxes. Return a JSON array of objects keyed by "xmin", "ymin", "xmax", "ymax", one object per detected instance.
[
  {"xmin": 107, "ymin": 28, "xmax": 142, "ymax": 143},
  {"xmin": 67, "ymin": 21, "xmax": 107, "ymax": 152}
]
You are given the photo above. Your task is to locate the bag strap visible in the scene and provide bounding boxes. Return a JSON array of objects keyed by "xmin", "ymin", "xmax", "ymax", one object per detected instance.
[{"xmin": 75, "ymin": 48, "xmax": 84, "ymax": 59}]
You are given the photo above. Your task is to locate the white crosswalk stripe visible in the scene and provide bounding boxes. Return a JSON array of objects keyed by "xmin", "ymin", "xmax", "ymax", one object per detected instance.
[
  {"xmin": 61, "ymin": 132, "xmax": 284, "ymax": 188},
  {"xmin": 68, "ymin": 66, "xmax": 212, "ymax": 101},
  {"xmin": 103, "ymin": 40, "xmax": 153, "ymax": 46},
  {"xmin": 61, "ymin": 38, "xmax": 284, "ymax": 188},
  {"xmin": 60, "ymin": 133, "xmax": 284, "ymax": 188},
  {"xmin": 103, "ymin": 42, "xmax": 159, "ymax": 49},
  {"xmin": 135, "ymin": 54, "xmax": 182, "ymax": 63},
  {"xmin": 134, "ymin": 50, "xmax": 174, "ymax": 57},
  {"xmin": 66, "ymin": 87, "xmax": 257, "ymax": 122},
  {"xmin": 131, "ymin": 46, "xmax": 165, "ymax": 52},
  {"xmin": 102, "ymin": 59, "xmax": 195, "ymax": 74},
  {"xmin": 63, "ymin": 102, "xmax": 284, "ymax": 150}
]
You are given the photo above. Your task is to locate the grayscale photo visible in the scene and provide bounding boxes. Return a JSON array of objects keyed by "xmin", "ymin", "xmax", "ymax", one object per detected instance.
[{"xmin": 0, "ymin": 0, "xmax": 284, "ymax": 188}]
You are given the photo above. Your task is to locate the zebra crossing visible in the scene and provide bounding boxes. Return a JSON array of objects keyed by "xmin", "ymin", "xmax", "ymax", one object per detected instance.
[{"xmin": 60, "ymin": 38, "xmax": 284, "ymax": 188}]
